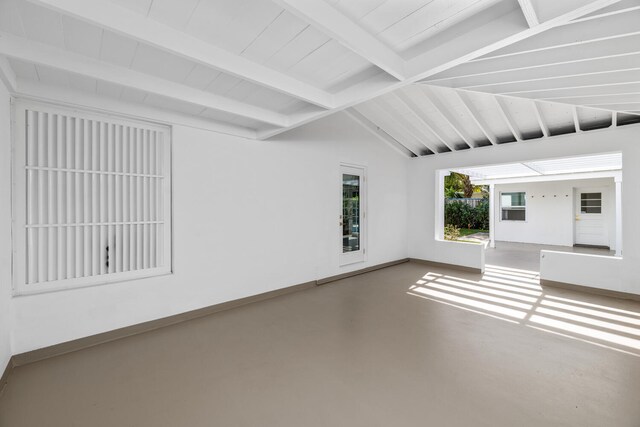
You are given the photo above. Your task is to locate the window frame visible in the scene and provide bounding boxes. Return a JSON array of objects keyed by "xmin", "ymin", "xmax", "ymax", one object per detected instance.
[
  {"xmin": 11, "ymin": 99, "xmax": 173, "ymax": 296},
  {"xmin": 500, "ymin": 191, "xmax": 527, "ymax": 222}
]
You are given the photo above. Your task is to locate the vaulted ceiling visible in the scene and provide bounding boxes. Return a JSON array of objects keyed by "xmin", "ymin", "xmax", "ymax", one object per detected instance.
[{"xmin": 0, "ymin": 0, "xmax": 637, "ymax": 148}]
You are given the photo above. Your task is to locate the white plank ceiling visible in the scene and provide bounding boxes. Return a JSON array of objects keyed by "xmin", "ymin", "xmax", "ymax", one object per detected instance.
[{"xmin": 0, "ymin": 0, "xmax": 638, "ymax": 145}]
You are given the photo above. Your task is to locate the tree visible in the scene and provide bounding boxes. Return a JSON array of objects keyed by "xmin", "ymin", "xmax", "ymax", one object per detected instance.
[{"xmin": 444, "ymin": 172, "xmax": 483, "ymax": 198}]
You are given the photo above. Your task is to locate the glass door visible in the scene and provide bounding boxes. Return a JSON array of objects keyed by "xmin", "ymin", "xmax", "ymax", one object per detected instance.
[{"xmin": 340, "ymin": 164, "xmax": 366, "ymax": 265}]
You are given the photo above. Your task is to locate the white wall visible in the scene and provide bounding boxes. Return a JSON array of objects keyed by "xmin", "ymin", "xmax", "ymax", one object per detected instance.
[
  {"xmin": 494, "ymin": 178, "xmax": 616, "ymax": 248},
  {"xmin": 408, "ymin": 125, "xmax": 640, "ymax": 295},
  {"xmin": 0, "ymin": 81, "xmax": 12, "ymax": 371},
  {"xmin": 540, "ymin": 250, "xmax": 623, "ymax": 292},
  {"xmin": 10, "ymin": 109, "xmax": 409, "ymax": 354}
]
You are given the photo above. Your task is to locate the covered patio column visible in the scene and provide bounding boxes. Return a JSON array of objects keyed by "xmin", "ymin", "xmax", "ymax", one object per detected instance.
[
  {"xmin": 489, "ymin": 183, "xmax": 495, "ymax": 248},
  {"xmin": 615, "ymin": 175, "xmax": 622, "ymax": 257}
]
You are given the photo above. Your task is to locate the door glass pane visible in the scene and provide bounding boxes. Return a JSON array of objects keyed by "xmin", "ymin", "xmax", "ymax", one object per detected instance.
[
  {"xmin": 580, "ymin": 192, "xmax": 601, "ymax": 213},
  {"xmin": 342, "ymin": 174, "xmax": 360, "ymax": 253}
]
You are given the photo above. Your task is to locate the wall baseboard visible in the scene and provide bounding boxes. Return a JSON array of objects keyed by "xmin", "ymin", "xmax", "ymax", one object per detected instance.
[
  {"xmin": 12, "ymin": 258, "xmax": 409, "ymax": 368},
  {"xmin": 541, "ymin": 279, "xmax": 640, "ymax": 301},
  {"xmin": 316, "ymin": 258, "xmax": 409, "ymax": 285},
  {"xmin": 0, "ymin": 358, "xmax": 13, "ymax": 397},
  {"xmin": 408, "ymin": 258, "xmax": 482, "ymax": 274}
]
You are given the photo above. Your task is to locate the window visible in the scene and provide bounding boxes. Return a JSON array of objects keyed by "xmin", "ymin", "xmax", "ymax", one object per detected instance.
[
  {"xmin": 12, "ymin": 101, "xmax": 172, "ymax": 294},
  {"xmin": 580, "ymin": 193, "xmax": 602, "ymax": 214},
  {"xmin": 501, "ymin": 192, "xmax": 526, "ymax": 221}
]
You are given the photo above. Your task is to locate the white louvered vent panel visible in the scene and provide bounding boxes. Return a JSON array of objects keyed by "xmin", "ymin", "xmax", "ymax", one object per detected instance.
[{"xmin": 13, "ymin": 102, "xmax": 172, "ymax": 294}]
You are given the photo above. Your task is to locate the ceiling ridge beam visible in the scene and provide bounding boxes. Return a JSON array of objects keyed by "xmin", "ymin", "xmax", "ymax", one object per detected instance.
[
  {"xmin": 345, "ymin": 108, "xmax": 416, "ymax": 157},
  {"xmin": 518, "ymin": 0, "xmax": 540, "ymax": 28},
  {"xmin": 421, "ymin": 86, "xmax": 474, "ymax": 149},
  {"xmin": 0, "ymin": 32, "xmax": 289, "ymax": 127},
  {"xmin": 393, "ymin": 91, "xmax": 456, "ymax": 152},
  {"xmin": 454, "ymin": 90, "xmax": 497, "ymax": 145},
  {"xmin": 271, "ymin": 0, "xmax": 406, "ymax": 81},
  {"xmin": 28, "ymin": 0, "xmax": 335, "ymax": 109}
]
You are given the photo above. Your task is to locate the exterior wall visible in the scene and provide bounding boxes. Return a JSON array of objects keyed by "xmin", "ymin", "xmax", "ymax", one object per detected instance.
[
  {"xmin": 407, "ymin": 125, "xmax": 639, "ymax": 295},
  {"xmin": 10, "ymin": 109, "xmax": 409, "ymax": 354},
  {"xmin": 0, "ymin": 81, "xmax": 12, "ymax": 371},
  {"xmin": 494, "ymin": 178, "xmax": 616, "ymax": 249}
]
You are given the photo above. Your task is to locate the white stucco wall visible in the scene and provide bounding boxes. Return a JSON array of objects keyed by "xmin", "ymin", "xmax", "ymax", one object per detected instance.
[
  {"xmin": 407, "ymin": 125, "xmax": 639, "ymax": 295},
  {"xmin": 9, "ymin": 108, "xmax": 410, "ymax": 354},
  {"xmin": 494, "ymin": 178, "xmax": 616, "ymax": 249}
]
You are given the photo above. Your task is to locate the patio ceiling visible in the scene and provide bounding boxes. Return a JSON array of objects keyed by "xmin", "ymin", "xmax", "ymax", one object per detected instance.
[{"xmin": 451, "ymin": 152, "xmax": 622, "ymax": 180}]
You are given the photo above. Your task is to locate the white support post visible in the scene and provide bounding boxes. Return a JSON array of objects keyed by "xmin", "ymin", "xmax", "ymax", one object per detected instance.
[
  {"xmin": 615, "ymin": 176, "xmax": 622, "ymax": 257},
  {"xmin": 436, "ymin": 170, "xmax": 450, "ymax": 241},
  {"xmin": 489, "ymin": 183, "xmax": 496, "ymax": 248}
]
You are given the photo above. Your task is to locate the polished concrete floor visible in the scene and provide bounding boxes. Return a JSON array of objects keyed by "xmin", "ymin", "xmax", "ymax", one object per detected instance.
[
  {"xmin": 1, "ymin": 261, "xmax": 639, "ymax": 426},
  {"xmin": 487, "ymin": 241, "xmax": 615, "ymax": 272}
]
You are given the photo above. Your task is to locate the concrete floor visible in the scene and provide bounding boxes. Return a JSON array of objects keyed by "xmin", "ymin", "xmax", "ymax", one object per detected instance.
[
  {"xmin": 487, "ymin": 241, "xmax": 615, "ymax": 272},
  {"xmin": 1, "ymin": 261, "xmax": 639, "ymax": 426}
]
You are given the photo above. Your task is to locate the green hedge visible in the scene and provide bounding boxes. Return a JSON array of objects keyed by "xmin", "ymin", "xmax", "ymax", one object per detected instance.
[{"xmin": 444, "ymin": 200, "xmax": 489, "ymax": 230}]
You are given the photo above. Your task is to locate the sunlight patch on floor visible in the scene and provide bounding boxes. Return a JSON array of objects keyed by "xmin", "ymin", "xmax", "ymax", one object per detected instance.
[{"xmin": 408, "ymin": 265, "xmax": 640, "ymax": 356}]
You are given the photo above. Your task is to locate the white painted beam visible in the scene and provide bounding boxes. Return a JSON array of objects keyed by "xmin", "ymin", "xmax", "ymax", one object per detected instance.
[
  {"xmin": 265, "ymin": 0, "xmax": 623, "ymax": 139},
  {"xmin": 430, "ymin": 53, "xmax": 640, "ymax": 89},
  {"xmin": 473, "ymin": 170, "xmax": 621, "ymax": 185},
  {"xmin": 572, "ymin": 105, "xmax": 582, "ymax": 131},
  {"xmin": 0, "ymin": 32, "xmax": 288, "ymax": 127},
  {"xmin": 454, "ymin": 91, "xmax": 497, "ymax": 145},
  {"xmin": 394, "ymin": 90, "xmax": 456, "ymax": 152},
  {"xmin": 514, "ymin": 82, "xmax": 640, "ymax": 100},
  {"xmin": 531, "ymin": 100, "xmax": 550, "ymax": 137},
  {"xmin": 422, "ymin": 86, "xmax": 474, "ymax": 148},
  {"xmin": 546, "ymin": 93, "xmax": 640, "ymax": 105},
  {"xmin": 428, "ymin": 35, "xmax": 640, "ymax": 82},
  {"xmin": 354, "ymin": 102, "xmax": 432, "ymax": 155},
  {"xmin": 29, "ymin": 0, "xmax": 334, "ymax": 108},
  {"xmin": 16, "ymin": 79, "xmax": 257, "ymax": 139},
  {"xmin": 345, "ymin": 108, "xmax": 416, "ymax": 158},
  {"xmin": 371, "ymin": 97, "xmax": 440, "ymax": 154},
  {"xmin": 472, "ymin": 8, "xmax": 640, "ymax": 62},
  {"xmin": 518, "ymin": 0, "xmax": 540, "ymax": 27},
  {"xmin": 0, "ymin": 54, "xmax": 17, "ymax": 92},
  {"xmin": 586, "ymin": 102, "xmax": 640, "ymax": 111},
  {"xmin": 272, "ymin": 0, "xmax": 405, "ymax": 80},
  {"xmin": 377, "ymin": 94, "xmax": 442, "ymax": 154},
  {"xmin": 406, "ymin": 0, "xmax": 624, "ymax": 82},
  {"xmin": 477, "ymin": 70, "xmax": 640, "ymax": 95},
  {"xmin": 493, "ymin": 97, "xmax": 522, "ymax": 141}
]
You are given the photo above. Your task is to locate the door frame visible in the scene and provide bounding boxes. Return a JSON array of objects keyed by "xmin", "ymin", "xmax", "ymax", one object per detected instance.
[
  {"xmin": 573, "ymin": 186, "xmax": 610, "ymax": 248},
  {"xmin": 339, "ymin": 163, "xmax": 367, "ymax": 266}
]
